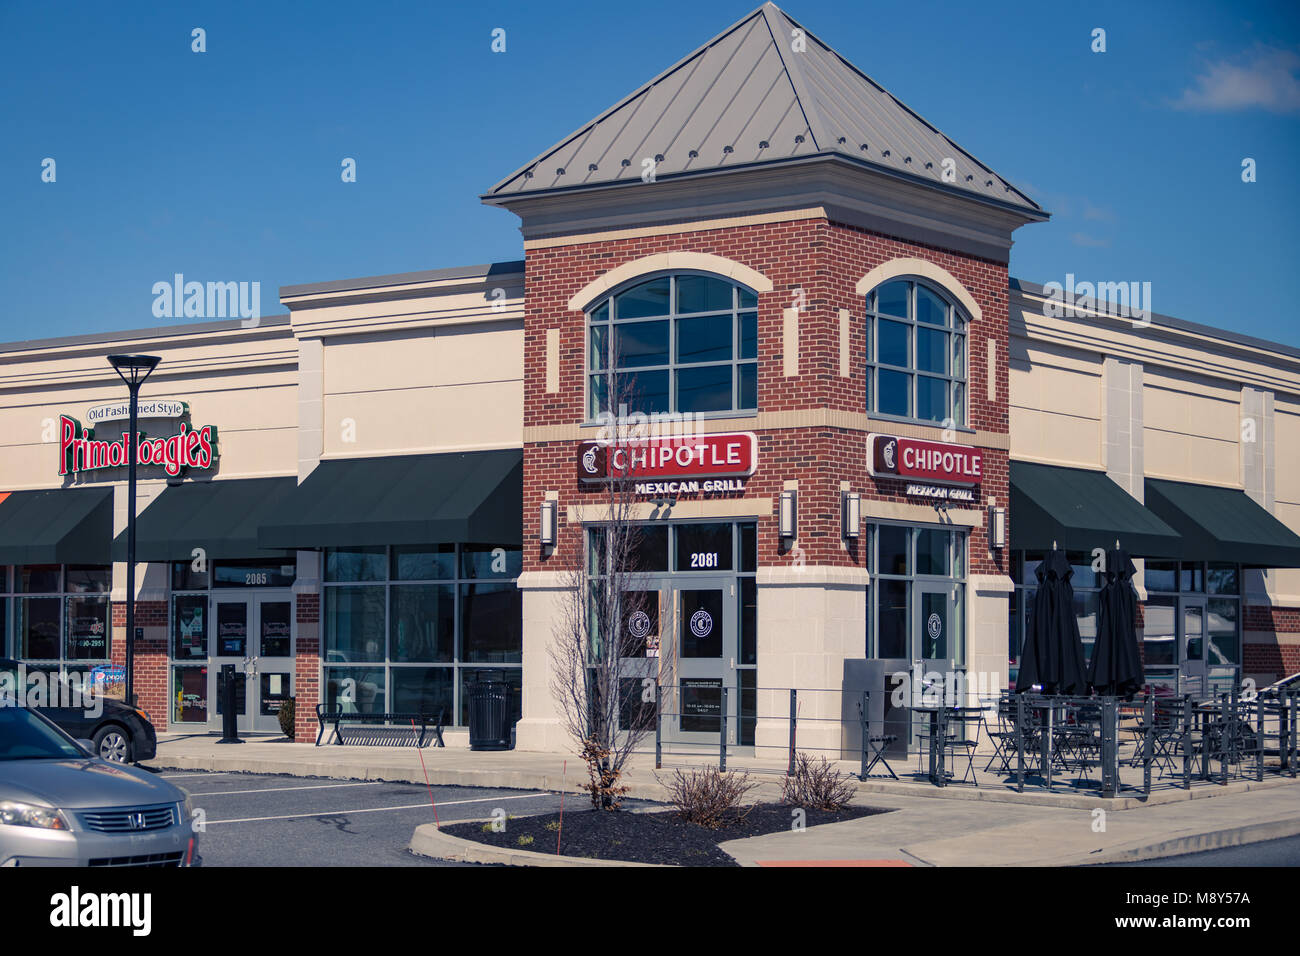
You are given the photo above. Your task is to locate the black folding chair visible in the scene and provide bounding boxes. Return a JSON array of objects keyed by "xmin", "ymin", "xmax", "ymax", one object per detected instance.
[
  {"xmin": 943, "ymin": 707, "xmax": 984, "ymax": 787},
  {"xmin": 857, "ymin": 695, "xmax": 898, "ymax": 779}
]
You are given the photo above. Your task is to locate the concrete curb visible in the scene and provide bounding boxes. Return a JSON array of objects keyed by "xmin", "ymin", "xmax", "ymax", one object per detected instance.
[
  {"xmin": 1055, "ymin": 816, "xmax": 1300, "ymax": 867},
  {"xmin": 409, "ymin": 819, "xmax": 667, "ymax": 867}
]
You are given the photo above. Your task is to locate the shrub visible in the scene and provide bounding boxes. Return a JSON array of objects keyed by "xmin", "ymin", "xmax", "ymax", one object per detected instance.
[
  {"xmin": 277, "ymin": 698, "xmax": 296, "ymax": 739},
  {"xmin": 579, "ymin": 737, "xmax": 629, "ymax": 810},
  {"xmin": 517, "ymin": 835, "xmax": 534, "ymax": 847},
  {"xmin": 780, "ymin": 753, "xmax": 857, "ymax": 811},
  {"xmin": 662, "ymin": 766, "xmax": 756, "ymax": 829}
]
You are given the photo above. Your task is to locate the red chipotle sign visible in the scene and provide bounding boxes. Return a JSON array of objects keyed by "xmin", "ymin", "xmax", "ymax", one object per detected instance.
[
  {"xmin": 577, "ymin": 432, "xmax": 757, "ymax": 483},
  {"xmin": 868, "ymin": 433, "xmax": 982, "ymax": 486}
]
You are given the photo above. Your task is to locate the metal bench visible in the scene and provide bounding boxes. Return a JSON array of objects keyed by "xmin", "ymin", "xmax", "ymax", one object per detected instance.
[{"xmin": 314, "ymin": 705, "xmax": 445, "ymax": 748}]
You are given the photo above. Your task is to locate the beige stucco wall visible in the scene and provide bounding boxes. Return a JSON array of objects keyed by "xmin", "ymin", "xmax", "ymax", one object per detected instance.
[
  {"xmin": 1009, "ymin": 338, "xmax": 1103, "ymax": 467},
  {"xmin": 320, "ymin": 321, "xmax": 523, "ymax": 457},
  {"xmin": 0, "ymin": 324, "xmax": 299, "ymax": 491},
  {"xmin": 1142, "ymin": 367, "xmax": 1241, "ymax": 486}
]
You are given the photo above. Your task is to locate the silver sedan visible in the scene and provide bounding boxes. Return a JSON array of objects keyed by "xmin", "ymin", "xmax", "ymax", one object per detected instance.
[{"xmin": 0, "ymin": 706, "xmax": 199, "ymax": 867}]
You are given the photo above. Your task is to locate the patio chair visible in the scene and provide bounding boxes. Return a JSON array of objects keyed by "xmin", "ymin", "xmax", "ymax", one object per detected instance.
[
  {"xmin": 982, "ymin": 698, "xmax": 1019, "ymax": 775},
  {"xmin": 942, "ymin": 707, "xmax": 985, "ymax": 787}
]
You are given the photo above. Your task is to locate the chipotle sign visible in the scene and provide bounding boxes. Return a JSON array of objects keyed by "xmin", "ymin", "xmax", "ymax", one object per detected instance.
[
  {"xmin": 868, "ymin": 433, "xmax": 982, "ymax": 486},
  {"xmin": 577, "ymin": 432, "xmax": 757, "ymax": 482}
]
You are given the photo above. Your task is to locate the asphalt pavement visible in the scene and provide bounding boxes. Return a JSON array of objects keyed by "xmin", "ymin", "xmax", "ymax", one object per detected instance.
[
  {"xmin": 1099, "ymin": 833, "xmax": 1300, "ymax": 867},
  {"xmin": 153, "ymin": 770, "xmax": 572, "ymax": 867}
]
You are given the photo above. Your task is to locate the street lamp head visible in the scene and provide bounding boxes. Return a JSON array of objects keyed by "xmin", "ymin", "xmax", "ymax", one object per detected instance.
[
  {"xmin": 107, "ymin": 353, "xmax": 161, "ymax": 371},
  {"xmin": 107, "ymin": 354, "xmax": 161, "ymax": 390}
]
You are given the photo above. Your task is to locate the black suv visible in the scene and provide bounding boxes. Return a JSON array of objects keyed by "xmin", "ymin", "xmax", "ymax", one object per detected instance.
[{"xmin": 0, "ymin": 658, "xmax": 157, "ymax": 763}]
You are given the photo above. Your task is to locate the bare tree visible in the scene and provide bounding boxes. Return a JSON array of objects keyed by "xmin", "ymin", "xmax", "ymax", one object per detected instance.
[{"xmin": 550, "ymin": 373, "xmax": 661, "ymax": 809}]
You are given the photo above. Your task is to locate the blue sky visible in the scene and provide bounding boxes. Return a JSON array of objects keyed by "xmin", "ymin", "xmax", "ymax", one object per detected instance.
[{"xmin": 2, "ymin": 0, "xmax": 1298, "ymax": 344}]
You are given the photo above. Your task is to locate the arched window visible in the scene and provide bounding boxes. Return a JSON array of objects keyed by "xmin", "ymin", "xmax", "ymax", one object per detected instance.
[
  {"xmin": 866, "ymin": 278, "xmax": 968, "ymax": 425},
  {"xmin": 586, "ymin": 273, "xmax": 758, "ymax": 418}
]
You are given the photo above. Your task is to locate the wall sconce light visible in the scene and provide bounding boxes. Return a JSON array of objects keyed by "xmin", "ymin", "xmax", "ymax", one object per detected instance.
[
  {"xmin": 540, "ymin": 500, "xmax": 557, "ymax": 547},
  {"xmin": 988, "ymin": 505, "xmax": 1007, "ymax": 550},
  {"xmin": 779, "ymin": 489, "xmax": 797, "ymax": 539},
  {"xmin": 841, "ymin": 491, "xmax": 861, "ymax": 539}
]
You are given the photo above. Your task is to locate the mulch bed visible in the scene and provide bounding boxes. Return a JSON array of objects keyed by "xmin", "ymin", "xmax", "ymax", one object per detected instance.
[{"xmin": 441, "ymin": 803, "xmax": 891, "ymax": 866}]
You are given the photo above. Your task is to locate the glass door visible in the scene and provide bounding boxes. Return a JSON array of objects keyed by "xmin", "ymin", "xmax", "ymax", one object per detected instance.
[
  {"xmin": 1179, "ymin": 597, "xmax": 1207, "ymax": 698},
  {"xmin": 209, "ymin": 597, "xmax": 250, "ymax": 732},
  {"xmin": 208, "ymin": 592, "xmax": 294, "ymax": 733},
  {"xmin": 666, "ymin": 578, "xmax": 737, "ymax": 746},
  {"xmin": 253, "ymin": 598, "xmax": 294, "ymax": 733}
]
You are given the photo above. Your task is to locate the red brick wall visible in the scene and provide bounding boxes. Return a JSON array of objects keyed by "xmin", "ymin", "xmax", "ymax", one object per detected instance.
[
  {"xmin": 294, "ymin": 593, "xmax": 320, "ymax": 742},
  {"xmin": 1244, "ymin": 605, "xmax": 1300, "ymax": 633},
  {"xmin": 522, "ymin": 214, "xmax": 1009, "ymax": 577},
  {"xmin": 113, "ymin": 600, "xmax": 168, "ymax": 725}
]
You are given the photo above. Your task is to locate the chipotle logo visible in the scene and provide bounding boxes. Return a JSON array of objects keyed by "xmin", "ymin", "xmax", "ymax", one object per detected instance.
[
  {"xmin": 577, "ymin": 432, "xmax": 757, "ymax": 482},
  {"xmin": 868, "ymin": 433, "xmax": 982, "ymax": 487}
]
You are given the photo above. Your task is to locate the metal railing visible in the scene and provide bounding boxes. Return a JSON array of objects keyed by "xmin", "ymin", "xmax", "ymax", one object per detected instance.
[{"xmin": 631, "ymin": 682, "xmax": 1300, "ymax": 798}]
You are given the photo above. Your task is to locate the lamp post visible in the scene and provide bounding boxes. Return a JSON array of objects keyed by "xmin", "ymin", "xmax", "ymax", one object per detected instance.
[{"xmin": 108, "ymin": 354, "xmax": 160, "ymax": 707}]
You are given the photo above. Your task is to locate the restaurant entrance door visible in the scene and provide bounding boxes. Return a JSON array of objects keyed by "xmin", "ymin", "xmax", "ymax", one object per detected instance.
[{"xmin": 208, "ymin": 590, "xmax": 294, "ymax": 734}]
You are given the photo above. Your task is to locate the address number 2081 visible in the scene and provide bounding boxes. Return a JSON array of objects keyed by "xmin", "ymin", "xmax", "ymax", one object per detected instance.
[{"xmin": 689, "ymin": 552, "xmax": 719, "ymax": 569}]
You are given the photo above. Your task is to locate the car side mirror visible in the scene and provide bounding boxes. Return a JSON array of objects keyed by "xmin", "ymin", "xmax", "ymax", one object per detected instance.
[{"xmin": 76, "ymin": 739, "xmax": 96, "ymax": 754}]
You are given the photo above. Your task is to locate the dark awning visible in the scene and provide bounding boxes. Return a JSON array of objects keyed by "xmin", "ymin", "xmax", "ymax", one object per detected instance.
[
  {"xmin": 0, "ymin": 486, "xmax": 114, "ymax": 565},
  {"xmin": 257, "ymin": 449, "xmax": 522, "ymax": 549},
  {"xmin": 1010, "ymin": 461, "xmax": 1182, "ymax": 557},
  {"xmin": 112, "ymin": 477, "xmax": 298, "ymax": 562},
  {"xmin": 1144, "ymin": 478, "xmax": 1300, "ymax": 568}
]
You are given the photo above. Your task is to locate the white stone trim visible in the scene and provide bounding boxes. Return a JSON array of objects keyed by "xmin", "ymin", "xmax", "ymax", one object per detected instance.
[
  {"xmin": 853, "ymin": 257, "xmax": 984, "ymax": 325},
  {"xmin": 567, "ymin": 498, "xmax": 774, "ymax": 523},
  {"xmin": 783, "ymin": 308, "xmax": 799, "ymax": 376},
  {"xmin": 565, "ymin": 252, "xmax": 774, "ymax": 311},
  {"xmin": 756, "ymin": 565, "xmax": 870, "ymax": 588},
  {"xmin": 969, "ymin": 572, "xmax": 1015, "ymax": 593},
  {"xmin": 860, "ymin": 498, "xmax": 984, "ymax": 528}
]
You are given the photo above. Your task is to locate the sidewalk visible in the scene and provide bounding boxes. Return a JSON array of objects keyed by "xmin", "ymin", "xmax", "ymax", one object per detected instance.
[{"xmin": 147, "ymin": 733, "xmax": 1300, "ymax": 866}]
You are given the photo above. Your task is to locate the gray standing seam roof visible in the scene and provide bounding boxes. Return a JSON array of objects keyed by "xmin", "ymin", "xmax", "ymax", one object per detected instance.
[{"xmin": 484, "ymin": 2, "xmax": 1043, "ymax": 217}]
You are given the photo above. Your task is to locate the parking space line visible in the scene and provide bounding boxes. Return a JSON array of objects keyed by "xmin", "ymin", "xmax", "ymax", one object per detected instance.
[
  {"xmin": 206, "ymin": 791, "xmax": 556, "ymax": 825},
  {"xmin": 194, "ymin": 781, "xmax": 383, "ymax": 796},
  {"xmin": 158, "ymin": 772, "xmax": 231, "ymax": 778}
]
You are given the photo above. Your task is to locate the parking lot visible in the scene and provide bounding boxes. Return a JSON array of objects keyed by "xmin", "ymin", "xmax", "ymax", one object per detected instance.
[{"xmin": 158, "ymin": 770, "xmax": 571, "ymax": 867}]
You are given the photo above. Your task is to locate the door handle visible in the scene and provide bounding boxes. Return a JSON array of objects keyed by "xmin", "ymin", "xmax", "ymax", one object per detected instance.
[{"xmin": 729, "ymin": 657, "xmax": 735, "ymax": 670}]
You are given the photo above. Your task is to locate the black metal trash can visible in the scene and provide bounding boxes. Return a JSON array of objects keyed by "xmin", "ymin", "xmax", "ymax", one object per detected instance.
[{"xmin": 467, "ymin": 676, "xmax": 513, "ymax": 751}]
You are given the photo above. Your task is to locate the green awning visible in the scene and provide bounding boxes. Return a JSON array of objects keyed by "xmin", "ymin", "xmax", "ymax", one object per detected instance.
[
  {"xmin": 112, "ymin": 477, "xmax": 298, "ymax": 562},
  {"xmin": 1010, "ymin": 461, "xmax": 1182, "ymax": 557},
  {"xmin": 1145, "ymin": 478, "xmax": 1300, "ymax": 568},
  {"xmin": 0, "ymin": 486, "xmax": 114, "ymax": 564},
  {"xmin": 257, "ymin": 449, "xmax": 522, "ymax": 549}
]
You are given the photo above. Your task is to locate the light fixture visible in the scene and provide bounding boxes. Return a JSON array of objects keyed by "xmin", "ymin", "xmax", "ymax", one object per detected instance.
[
  {"xmin": 107, "ymin": 354, "xmax": 161, "ymax": 708},
  {"xmin": 841, "ymin": 491, "xmax": 861, "ymax": 539},
  {"xmin": 779, "ymin": 489, "xmax": 797, "ymax": 539},
  {"xmin": 540, "ymin": 500, "xmax": 557, "ymax": 547},
  {"xmin": 988, "ymin": 505, "xmax": 1007, "ymax": 550}
]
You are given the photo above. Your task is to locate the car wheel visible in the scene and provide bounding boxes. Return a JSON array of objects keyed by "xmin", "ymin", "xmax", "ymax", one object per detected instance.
[{"xmin": 93, "ymin": 725, "xmax": 133, "ymax": 763}]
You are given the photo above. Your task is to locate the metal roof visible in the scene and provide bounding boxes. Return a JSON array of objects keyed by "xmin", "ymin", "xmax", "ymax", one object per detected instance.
[{"xmin": 485, "ymin": 2, "xmax": 1043, "ymax": 216}]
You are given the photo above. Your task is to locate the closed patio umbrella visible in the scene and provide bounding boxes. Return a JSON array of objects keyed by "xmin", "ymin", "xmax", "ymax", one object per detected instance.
[
  {"xmin": 1088, "ymin": 548, "xmax": 1142, "ymax": 697},
  {"xmin": 1017, "ymin": 550, "xmax": 1088, "ymax": 695}
]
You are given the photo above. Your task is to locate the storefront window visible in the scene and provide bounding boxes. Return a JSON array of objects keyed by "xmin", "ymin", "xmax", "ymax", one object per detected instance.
[
  {"xmin": 869, "ymin": 525, "xmax": 967, "ymax": 665},
  {"xmin": 322, "ymin": 544, "xmax": 522, "ymax": 725},
  {"xmin": 212, "ymin": 558, "xmax": 296, "ymax": 588},
  {"xmin": 5, "ymin": 565, "xmax": 112, "ymax": 667},
  {"xmin": 587, "ymin": 273, "xmax": 759, "ymax": 418},
  {"xmin": 865, "ymin": 279, "xmax": 968, "ymax": 425},
  {"xmin": 1009, "ymin": 551, "xmax": 1103, "ymax": 683}
]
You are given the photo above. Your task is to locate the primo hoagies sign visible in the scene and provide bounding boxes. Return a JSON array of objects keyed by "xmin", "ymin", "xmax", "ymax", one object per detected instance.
[
  {"xmin": 577, "ymin": 432, "xmax": 757, "ymax": 495},
  {"xmin": 58, "ymin": 414, "xmax": 218, "ymax": 477}
]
